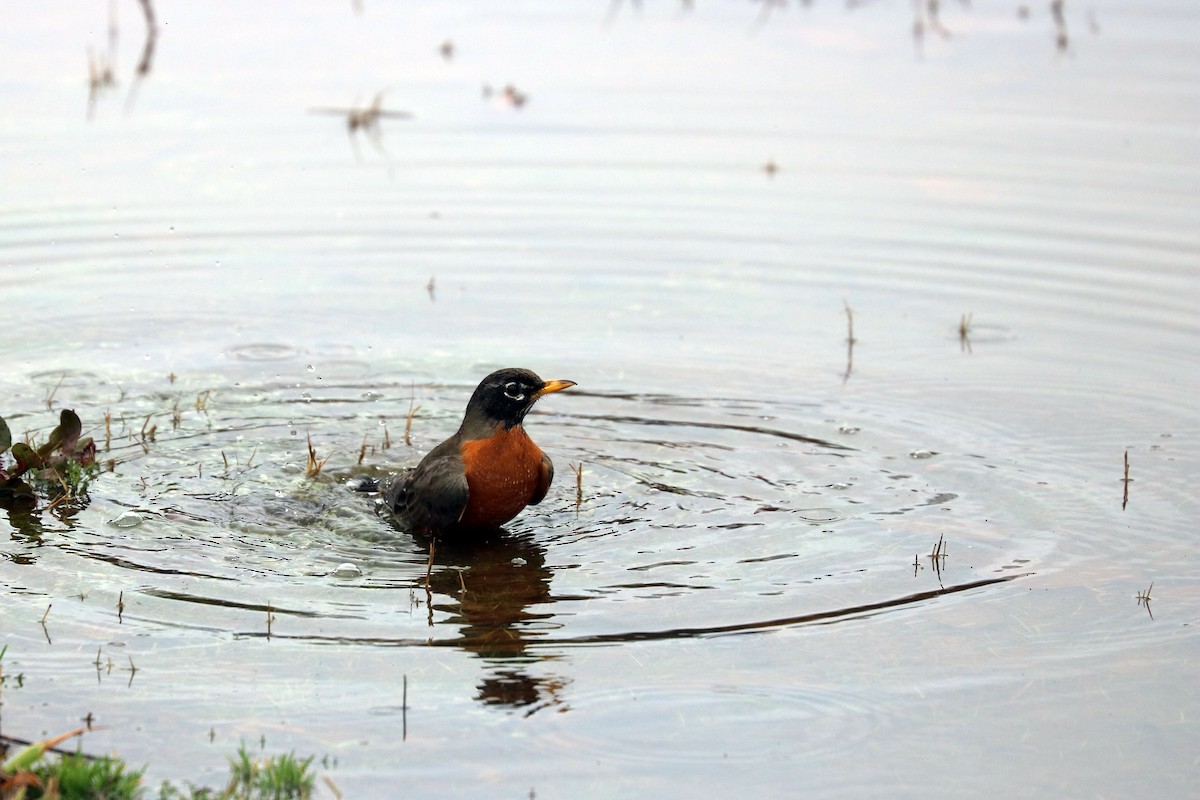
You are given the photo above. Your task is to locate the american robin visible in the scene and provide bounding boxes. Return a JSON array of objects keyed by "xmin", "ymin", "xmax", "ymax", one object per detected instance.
[{"xmin": 378, "ymin": 368, "xmax": 575, "ymax": 535}]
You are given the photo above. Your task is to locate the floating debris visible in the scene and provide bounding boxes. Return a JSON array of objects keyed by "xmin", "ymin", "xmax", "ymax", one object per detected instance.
[{"xmin": 109, "ymin": 510, "xmax": 143, "ymax": 528}]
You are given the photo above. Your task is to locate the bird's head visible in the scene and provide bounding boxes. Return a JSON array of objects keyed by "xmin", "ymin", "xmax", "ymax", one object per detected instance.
[{"xmin": 462, "ymin": 367, "xmax": 575, "ymax": 432}]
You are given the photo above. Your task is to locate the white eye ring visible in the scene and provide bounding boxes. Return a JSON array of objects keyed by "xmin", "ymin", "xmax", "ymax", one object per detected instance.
[{"xmin": 503, "ymin": 381, "xmax": 526, "ymax": 401}]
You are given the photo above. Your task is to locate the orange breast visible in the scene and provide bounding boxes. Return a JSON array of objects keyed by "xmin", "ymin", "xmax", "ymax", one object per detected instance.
[{"xmin": 458, "ymin": 426, "xmax": 545, "ymax": 527}]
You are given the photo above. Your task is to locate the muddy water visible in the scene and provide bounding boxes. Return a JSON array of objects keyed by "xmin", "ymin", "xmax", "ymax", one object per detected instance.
[{"xmin": 2, "ymin": 2, "xmax": 1199, "ymax": 798}]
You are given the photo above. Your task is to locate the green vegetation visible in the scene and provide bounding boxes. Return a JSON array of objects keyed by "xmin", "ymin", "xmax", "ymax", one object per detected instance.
[
  {"xmin": 2, "ymin": 737, "xmax": 319, "ymax": 800},
  {"xmin": 0, "ymin": 410, "xmax": 98, "ymax": 511}
]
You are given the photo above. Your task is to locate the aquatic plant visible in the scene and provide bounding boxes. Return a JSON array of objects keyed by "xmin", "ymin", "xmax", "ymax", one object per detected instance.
[
  {"xmin": 1, "ymin": 730, "xmax": 319, "ymax": 800},
  {"xmin": 0, "ymin": 410, "xmax": 97, "ymax": 510}
]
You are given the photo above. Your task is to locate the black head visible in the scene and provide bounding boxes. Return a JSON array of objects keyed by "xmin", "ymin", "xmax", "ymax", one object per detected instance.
[{"xmin": 461, "ymin": 368, "xmax": 575, "ymax": 432}]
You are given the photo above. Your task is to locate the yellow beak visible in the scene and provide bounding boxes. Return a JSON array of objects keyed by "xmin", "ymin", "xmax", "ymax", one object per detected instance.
[{"xmin": 534, "ymin": 379, "xmax": 576, "ymax": 398}]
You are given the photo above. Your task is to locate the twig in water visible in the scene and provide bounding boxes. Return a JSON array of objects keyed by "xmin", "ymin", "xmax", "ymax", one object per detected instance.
[
  {"xmin": 1136, "ymin": 582, "xmax": 1153, "ymax": 619},
  {"xmin": 402, "ymin": 674, "xmax": 409, "ymax": 742},
  {"xmin": 45, "ymin": 373, "xmax": 66, "ymax": 410},
  {"xmin": 927, "ymin": 534, "xmax": 947, "ymax": 579},
  {"xmin": 358, "ymin": 434, "xmax": 368, "ymax": 465},
  {"xmin": 40, "ymin": 605, "xmax": 52, "ymax": 624},
  {"xmin": 266, "ymin": 602, "xmax": 275, "ymax": 638},
  {"xmin": 104, "ymin": 410, "xmax": 112, "ymax": 451},
  {"xmin": 425, "ymin": 540, "xmax": 436, "ymax": 590},
  {"xmin": 140, "ymin": 414, "xmax": 157, "ymax": 442},
  {"xmin": 570, "ymin": 463, "xmax": 583, "ymax": 510},
  {"xmin": 1122, "ymin": 449, "xmax": 1132, "ymax": 510},
  {"xmin": 843, "ymin": 300, "xmax": 856, "ymax": 383},
  {"xmin": 405, "ymin": 389, "xmax": 420, "ymax": 447},
  {"xmin": 306, "ymin": 434, "xmax": 330, "ymax": 477},
  {"xmin": 117, "ymin": 591, "xmax": 125, "ymax": 623},
  {"xmin": 959, "ymin": 312, "xmax": 973, "ymax": 354}
]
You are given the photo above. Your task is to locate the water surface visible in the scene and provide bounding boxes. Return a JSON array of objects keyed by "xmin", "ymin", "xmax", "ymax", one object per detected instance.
[{"xmin": 2, "ymin": 2, "xmax": 1198, "ymax": 798}]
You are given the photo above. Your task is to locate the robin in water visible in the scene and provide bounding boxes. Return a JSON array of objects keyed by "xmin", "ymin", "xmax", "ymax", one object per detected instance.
[{"xmin": 376, "ymin": 368, "xmax": 575, "ymax": 535}]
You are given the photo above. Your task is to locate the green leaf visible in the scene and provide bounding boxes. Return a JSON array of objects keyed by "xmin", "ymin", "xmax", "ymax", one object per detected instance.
[
  {"xmin": 38, "ymin": 409, "xmax": 82, "ymax": 458},
  {"xmin": 0, "ymin": 415, "xmax": 11, "ymax": 454},
  {"xmin": 10, "ymin": 443, "xmax": 43, "ymax": 474}
]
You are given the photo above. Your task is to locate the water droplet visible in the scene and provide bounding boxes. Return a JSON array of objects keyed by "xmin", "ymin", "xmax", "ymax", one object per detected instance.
[
  {"xmin": 109, "ymin": 511, "xmax": 143, "ymax": 528},
  {"xmin": 332, "ymin": 563, "xmax": 363, "ymax": 579},
  {"xmin": 838, "ymin": 425, "xmax": 861, "ymax": 435},
  {"xmin": 909, "ymin": 449, "xmax": 937, "ymax": 459},
  {"xmin": 828, "ymin": 482, "xmax": 852, "ymax": 490}
]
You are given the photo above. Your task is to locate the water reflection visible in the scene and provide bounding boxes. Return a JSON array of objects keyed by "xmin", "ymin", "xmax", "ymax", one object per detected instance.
[
  {"xmin": 424, "ymin": 531, "xmax": 569, "ymax": 714},
  {"xmin": 86, "ymin": 0, "xmax": 159, "ymax": 119},
  {"xmin": 308, "ymin": 91, "xmax": 414, "ymax": 162}
]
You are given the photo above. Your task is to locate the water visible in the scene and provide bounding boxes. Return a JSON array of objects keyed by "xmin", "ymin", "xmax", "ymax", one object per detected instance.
[{"xmin": 2, "ymin": 2, "xmax": 1199, "ymax": 797}]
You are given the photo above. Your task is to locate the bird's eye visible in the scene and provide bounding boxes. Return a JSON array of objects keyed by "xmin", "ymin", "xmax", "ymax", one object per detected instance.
[{"xmin": 503, "ymin": 381, "xmax": 526, "ymax": 401}]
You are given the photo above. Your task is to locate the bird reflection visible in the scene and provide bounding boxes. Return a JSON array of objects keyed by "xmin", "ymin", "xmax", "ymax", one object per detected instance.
[{"xmin": 422, "ymin": 530, "xmax": 570, "ymax": 714}]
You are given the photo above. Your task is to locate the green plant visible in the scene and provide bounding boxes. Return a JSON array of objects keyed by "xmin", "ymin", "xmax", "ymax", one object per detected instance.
[
  {"xmin": 157, "ymin": 743, "xmax": 316, "ymax": 800},
  {"xmin": 0, "ymin": 410, "xmax": 97, "ymax": 510},
  {"xmin": 33, "ymin": 753, "xmax": 144, "ymax": 799}
]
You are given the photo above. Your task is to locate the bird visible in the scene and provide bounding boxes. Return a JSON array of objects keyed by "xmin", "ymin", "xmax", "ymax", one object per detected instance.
[{"xmin": 376, "ymin": 368, "xmax": 575, "ymax": 536}]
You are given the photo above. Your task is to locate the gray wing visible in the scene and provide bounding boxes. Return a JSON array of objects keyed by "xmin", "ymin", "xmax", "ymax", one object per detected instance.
[
  {"xmin": 406, "ymin": 454, "xmax": 470, "ymax": 530},
  {"xmin": 529, "ymin": 452, "xmax": 554, "ymax": 506}
]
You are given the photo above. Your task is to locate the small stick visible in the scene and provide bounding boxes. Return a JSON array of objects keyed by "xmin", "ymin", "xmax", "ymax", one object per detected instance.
[
  {"xmin": 402, "ymin": 674, "xmax": 408, "ymax": 741},
  {"xmin": 266, "ymin": 602, "xmax": 275, "ymax": 638},
  {"xmin": 41, "ymin": 604, "xmax": 52, "ymax": 623},
  {"xmin": 959, "ymin": 312, "xmax": 973, "ymax": 354},
  {"xmin": 425, "ymin": 540, "xmax": 436, "ymax": 590},
  {"xmin": 383, "ymin": 423, "xmax": 392, "ymax": 450},
  {"xmin": 358, "ymin": 434, "xmax": 368, "ymax": 465},
  {"xmin": 843, "ymin": 300, "xmax": 856, "ymax": 383},
  {"xmin": 306, "ymin": 433, "xmax": 330, "ymax": 477},
  {"xmin": 45, "ymin": 373, "xmax": 66, "ymax": 409},
  {"xmin": 104, "ymin": 410, "xmax": 112, "ymax": 451},
  {"xmin": 570, "ymin": 463, "xmax": 583, "ymax": 510},
  {"xmin": 405, "ymin": 396, "xmax": 420, "ymax": 447},
  {"xmin": 117, "ymin": 591, "xmax": 125, "ymax": 623},
  {"xmin": 1122, "ymin": 449, "xmax": 1131, "ymax": 510},
  {"xmin": 1136, "ymin": 582, "xmax": 1153, "ymax": 619}
]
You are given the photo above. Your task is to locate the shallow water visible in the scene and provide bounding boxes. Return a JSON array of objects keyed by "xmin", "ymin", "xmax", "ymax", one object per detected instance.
[{"xmin": 2, "ymin": 1, "xmax": 1199, "ymax": 797}]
